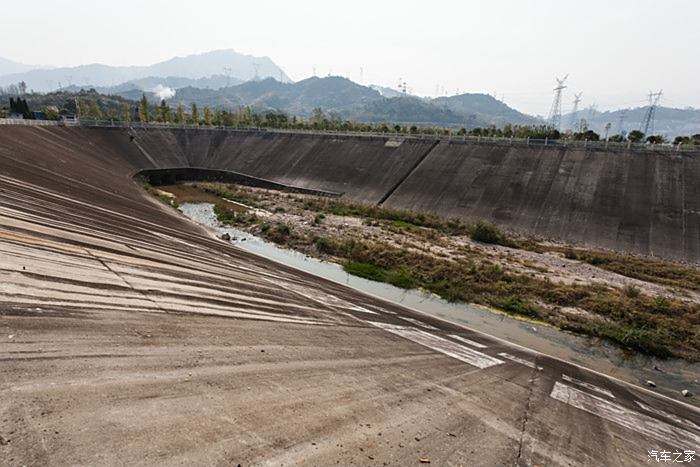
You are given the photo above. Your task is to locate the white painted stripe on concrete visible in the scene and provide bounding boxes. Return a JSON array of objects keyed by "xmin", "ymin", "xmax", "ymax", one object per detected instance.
[
  {"xmin": 273, "ymin": 281, "xmax": 378, "ymax": 315},
  {"xmin": 497, "ymin": 352, "xmax": 543, "ymax": 371},
  {"xmin": 449, "ymin": 334, "xmax": 488, "ymax": 349},
  {"xmin": 398, "ymin": 316, "xmax": 439, "ymax": 330},
  {"xmin": 635, "ymin": 400, "xmax": 700, "ymax": 432},
  {"xmin": 550, "ymin": 382, "xmax": 700, "ymax": 447},
  {"xmin": 562, "ymin": 374, "xmax": 615, "ymax": 399},
  {"xmin": 369, "ymin": 322, "xmax": 503, "ymax": 369}
]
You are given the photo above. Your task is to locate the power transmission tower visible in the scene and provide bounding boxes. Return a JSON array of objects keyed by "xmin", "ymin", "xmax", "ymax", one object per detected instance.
[
  {"xmin": 398, "ymin": 78, "xmax": 408, "ymax": 94},
  {"xmin": 586, "ymin": 104, "xmax": 598, "ymax": 129},
  {"xmin": 640, "ymin": 90, "xmax": 663, "ymax": 136},
  {"xmin": 616, "ymin": 108, "xmax": 628, "ymax": 135},
  {"xmin": 604, "ymin": 122, "xmax": 612, "ymax": 141},
  {"xmin": 547, "ymin": 75, "xmax": 568, "ymax": 130},
  {"xmin": 359, "ymin": 67, "xmax": 364, "ymax": 83},
  {"xmin": 223, "ymin": 67, "xmax": 232, "ymax": 87},
  {"xmin": 569, "ymin": 92, "xmax": 582, "ymax": 131},
  {"xmin": 252, "ymin": 63, "xmax": 260, "ymax": 80}
]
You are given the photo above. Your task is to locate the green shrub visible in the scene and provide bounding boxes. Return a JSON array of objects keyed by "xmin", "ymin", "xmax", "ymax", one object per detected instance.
[
  {"xmin": 343, "ymin": 261, "xmax": 387, "ymax": 282},
  {"xmin": 469, "ymin": 221, "xmax": 513, "ymax": 246},
  {"xmin": 623, "ymin": 284, "xmax": 641, "ymax": 298},
  {"xmin": 342, "ymin": 261, "xmax": 417, "ymax": 289}
]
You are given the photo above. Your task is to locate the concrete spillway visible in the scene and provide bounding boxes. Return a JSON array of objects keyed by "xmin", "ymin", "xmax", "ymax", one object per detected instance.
[
  {"xmin": 130, "ymin": 127, "xmax": 700, "ymax": 263},
  {"xmin": 2, "ymin": 125, "xmax": 700, "ymax": 466}
]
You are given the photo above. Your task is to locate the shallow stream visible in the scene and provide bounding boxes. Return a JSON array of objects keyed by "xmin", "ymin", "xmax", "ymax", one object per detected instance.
[{"xmin": 179, "ymin": 202, "xmax": 700, "ymax": 406}]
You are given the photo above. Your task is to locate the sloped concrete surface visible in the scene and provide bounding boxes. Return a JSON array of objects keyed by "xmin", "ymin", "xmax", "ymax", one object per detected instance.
[{"xmin": 1, "ymin": 126, "xmax": 699, "ymax": 466}]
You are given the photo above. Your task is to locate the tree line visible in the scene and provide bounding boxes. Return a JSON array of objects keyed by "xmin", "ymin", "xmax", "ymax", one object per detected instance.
[{"xmin": 3, "ymin": 89, "xmax": 699, "ymax": 146}]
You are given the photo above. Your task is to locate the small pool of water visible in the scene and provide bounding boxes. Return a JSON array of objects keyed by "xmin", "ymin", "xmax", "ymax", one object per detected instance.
[{"xmin": 179, "ymin": 202, "xmax": 700, "ymax": 406}]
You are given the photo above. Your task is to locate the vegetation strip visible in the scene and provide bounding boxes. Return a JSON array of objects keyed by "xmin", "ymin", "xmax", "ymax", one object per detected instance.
[{"xmin": 152, "ymin": 182, "xmax": 700, "ymax": 361}]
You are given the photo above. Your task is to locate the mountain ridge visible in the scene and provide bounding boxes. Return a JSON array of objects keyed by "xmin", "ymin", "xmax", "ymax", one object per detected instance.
[{"xmin": 0, "ymin": 49, "xmax": 289, "ymax": 92}]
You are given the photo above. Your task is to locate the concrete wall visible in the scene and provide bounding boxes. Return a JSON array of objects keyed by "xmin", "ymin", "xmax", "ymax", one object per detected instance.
[
  {"xmin": 135, "ymin": 128, "xmax": 436, "ymax": 203},
  {"xmin": 382, "ymin": 141, "xmax": 700, "ymax": 263},
  {"xmin": 134, "ymin": 130, "xmax": 700, "ymax": 263},
  {"xmin": 2, "ymin": 126, "xmax": 697, "ymax": 263}
]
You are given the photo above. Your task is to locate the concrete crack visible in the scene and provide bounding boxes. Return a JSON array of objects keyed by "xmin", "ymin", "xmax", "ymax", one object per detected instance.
[
  {"xmin": 84, "ymin": 247, "xmax": 166, "ymax": 313},
  {"xmin": 515, "ymin": 371, "xmax": 537, "ymax": 466}
]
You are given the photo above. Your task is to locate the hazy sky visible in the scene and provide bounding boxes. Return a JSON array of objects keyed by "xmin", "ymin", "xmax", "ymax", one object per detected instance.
[{"xmin": 3, "ymin": 0, "xmax": 698, "ymax": 114}]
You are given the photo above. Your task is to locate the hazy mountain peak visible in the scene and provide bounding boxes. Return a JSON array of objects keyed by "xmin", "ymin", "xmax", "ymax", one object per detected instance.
[
  {"xmin": 0, "ymin": 49, "xmax": 290, "ymax": 92},
  {"xmin": 0, "ymin": 56, "xmax": 51, "ymax": 77}
]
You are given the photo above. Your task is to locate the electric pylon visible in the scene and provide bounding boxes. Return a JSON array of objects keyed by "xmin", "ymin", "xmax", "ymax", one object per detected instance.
[
  {"xmin": 547, "ymin": 75, "xmax": 568, "ymax": 130},
  {"xmin": 640, "ymin": 90, "xmax": 663, "ymax": 136},
  {"xmin": 569, "ymin": 92, "xmax": 582, "ymax": 131},
  {"xmin": 616, "ymin": 108, "xmax": 628, "ymax": 135}
]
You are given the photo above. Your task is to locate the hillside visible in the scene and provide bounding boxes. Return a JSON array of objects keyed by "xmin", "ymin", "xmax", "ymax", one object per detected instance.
[
  {"xmin": 435, "ymin": 93, "xmax": 539, "ymax": 126},
  {"xmin": 562, "ymin": 105, "xmax": 700, "ymax": 137},
  {"xmin": 149, "ymin": 76, "xmax": 382, "ymax": 116},
  {"xmin": 95, "ymin": 75, "xmax": 244, "ymax": 94},
  {"xmin": 122, "ymin": 76, "xmax": 517, "ymax": 127},
  {"xmin": 0, "ymin": 57, "xmax": 48, "ymax": 76},
  {"xmin": 352, "ymin": 95, "xmax": 478, "ymax": 126}
]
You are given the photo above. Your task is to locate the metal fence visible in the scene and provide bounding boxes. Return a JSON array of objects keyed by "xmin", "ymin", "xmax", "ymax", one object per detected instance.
[
  {"xmin": 1, "ymin": 117, "xmax": 698, "ymax": 154},
  {"xmin": 0, "ymin": 118, "xmax": 60, "ymax": 127}
]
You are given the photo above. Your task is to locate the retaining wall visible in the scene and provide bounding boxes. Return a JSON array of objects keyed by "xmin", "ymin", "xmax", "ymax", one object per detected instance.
[{"xmin": 1, "ymin": 125, "xmax": 697, "ymax": 262}]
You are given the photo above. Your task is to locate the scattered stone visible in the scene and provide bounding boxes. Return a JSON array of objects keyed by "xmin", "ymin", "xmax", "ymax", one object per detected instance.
[
  {"xmin": 368, "ymin": 455, "xmax": 374, "ymax": 460},
  {"xmin": 398, "ymin": 443, "xmax": 405, "ymax": 448},
  {"xmin": 221, "ymin": 232, "xmax": 231, "ymax": 241},
  {"xmin": 241, "ymin": 238, "xmax": 246, "ymax": 241},
  {"xmin": 448, "ymin": 432, "xmax": 457, "ymax": 437},
  {"xmin": 0, "ymin": 435, "xmax": 9, "ymax": 445},
  {"xmin": 414, "ymin": 436, "xmax": 421, "ymax": 442},
  {"xmin": 419, "ymin": 458, "xmax": 431, "ymax": 463},
  {"xmin": 7, "ymin": 335, "xmax": 14, "ymax": 339},
  {"xmin": 653, "ymin": 365, "xmax": 665, "ymax": 373},
  {"xmin": 646, "ymin": 380, "xmax": 656, "ymax": 387},
  {"xmin": 681, "ymin": 389, "xmax": 692, "ymax": 397}
]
